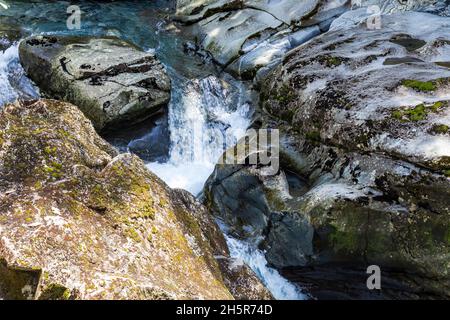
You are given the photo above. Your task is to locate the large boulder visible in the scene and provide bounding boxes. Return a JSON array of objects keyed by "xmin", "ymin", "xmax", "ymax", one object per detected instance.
[
  {"xmin": 175, "ymin": 1, "xmax": 450, "ymax": 81},
  {"xmin": 0, "ymin": 99, "xmax": 271, "ymax": 300},
  {"xmin": 18, "ymin": 35, "xmax": 171, "ymax": 131},
  {"xmin": 205, "ymin": 11, "xmax": 450, "ymax": 299},
  {"xmin": 175, "ymin": 0, "xmax": 348, "ymax": 80}
]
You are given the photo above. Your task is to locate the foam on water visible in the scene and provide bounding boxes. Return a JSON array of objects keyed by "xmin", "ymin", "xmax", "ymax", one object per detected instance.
[
  {"xmin": 0, "ymin": 44, "xmax": 20, "ymax": 105},
  {"xmin": 223, "ymin": 232, "xmax": 307, "ymax": 300},
  {"xmin": 0, "ymin": 43, "xmax": 38, "ymax": 106},
  {"xmin": 147, "ymin": 73, "xmax": 252, "ymax": 195}
]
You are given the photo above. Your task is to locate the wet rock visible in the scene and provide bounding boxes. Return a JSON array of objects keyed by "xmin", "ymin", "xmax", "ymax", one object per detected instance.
[
  {"xmin": 19, "ymin": 35, "xmax": 171, "ymax": 131},
  {"xmin": 205, "ymin": 11, "xmax": 450, "ymax": 299},
  {"xmin": 262, "ymin": 11, "xmax": 450, "ymax": 172},
  {"xmin": 175, "ymin": 0, "xmax": 351, "ymax": 80},
  {"xmin": 0, "ymin": 17, "xmax": 25, "ymax": 52},
  {"xmin": 104, "ymin": 112, "xmax": 170, "ymax": 163},
  {"xmin": 0, "ymin": 99, "xmax": 271, "ymax": 300}
]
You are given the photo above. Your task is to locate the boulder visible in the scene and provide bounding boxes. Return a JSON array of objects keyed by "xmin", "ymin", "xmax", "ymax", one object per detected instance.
[
  {"xmin": 175, "ymin": 0, "xmax": 350, "ymax": 80},
  {"xmin": 205, "ymin": 11, "xmax": 450, "ymax": 299},
  {"xmin": 0, "ymin": 99, "xmax": 271, "ymax": 300},
  {"xmin": 175, "ymin": 1, "xmax": 450, "ymax": 81},
  {"xmin": 18, "ymin": 35, "xmax": 171, "ymax": 131}
]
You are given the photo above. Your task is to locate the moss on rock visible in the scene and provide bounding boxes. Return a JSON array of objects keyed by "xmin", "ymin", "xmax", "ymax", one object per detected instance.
[{"xmin": 0, "ymin": 99, "xmax": 270, "ymax": 300}]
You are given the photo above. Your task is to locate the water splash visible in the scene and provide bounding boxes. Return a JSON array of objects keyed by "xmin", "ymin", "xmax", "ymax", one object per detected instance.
[
  {"xmin": 223, "ymin": 232, "xmax": 308, "ymax": 300},
  {"xmin": 0, "ymin": 43, "xmax": 38, "ymax": 107},
  {"xmin": 147, "ymin": 73, "xmax": 252, "ymax": 195}
]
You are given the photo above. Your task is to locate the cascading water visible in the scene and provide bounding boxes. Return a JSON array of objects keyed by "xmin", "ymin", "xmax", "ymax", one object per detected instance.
[
  {"xmin": 146, "ymin": 71, "xmax": 307, "ymax": 300},
  {"xmin": 147, "ymin": 72, "xmax": 252, "ymax": 195},
  {"xmin": 0, "ymin": 44, "xmax": 38, "ymax": 106},
  {"xmin": 0, "ymin": 0, "xmax": 307, "ymax": 300}
]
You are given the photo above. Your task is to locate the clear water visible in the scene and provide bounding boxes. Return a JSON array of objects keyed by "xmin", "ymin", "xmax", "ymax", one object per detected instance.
[{"xmin": 0, "ymin": 0, "xmax": 305, "ymax": 299}]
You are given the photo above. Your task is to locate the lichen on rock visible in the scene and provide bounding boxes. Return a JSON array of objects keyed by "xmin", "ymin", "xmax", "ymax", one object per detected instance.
[{"xmin": 0, "ymin": 99, "xmax": 271, "ymax": 300}]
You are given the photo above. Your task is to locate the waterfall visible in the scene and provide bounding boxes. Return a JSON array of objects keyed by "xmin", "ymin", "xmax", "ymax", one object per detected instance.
[
  {"xmin": 0, "ymin": 44, "xmax": 38, "ymax": 106},
  {"xmin": 224, "ymin": 234, "xmax": 308, "ymax": 300},
  {"xmin": 147, "ymin": 70, "xmax": 307, "ymax": 300},
  {"xmin": 147, "ymin": 72, "xmax": 251, "ymax": 196}
]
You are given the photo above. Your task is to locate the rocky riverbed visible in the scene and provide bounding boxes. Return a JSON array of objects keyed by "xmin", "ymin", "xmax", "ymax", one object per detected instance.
[{"xmin": 0, "ymin": 0, "xmax": 449, "ymax": 300}]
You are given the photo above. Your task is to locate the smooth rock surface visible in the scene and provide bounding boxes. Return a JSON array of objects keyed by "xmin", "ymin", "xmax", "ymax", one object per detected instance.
[
  {"xmin": 205, "ymin": 11, "xmax": 450, "ymax": 299},
  {"xmin": 19, "ymin": 35, "xmax": 171, "ymax": 131}
]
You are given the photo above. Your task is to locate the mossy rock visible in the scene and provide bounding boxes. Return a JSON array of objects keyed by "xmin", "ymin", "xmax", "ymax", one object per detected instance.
[{"xmin": 0, "ymin": 99, "xmax": 270, "ymax": 300}]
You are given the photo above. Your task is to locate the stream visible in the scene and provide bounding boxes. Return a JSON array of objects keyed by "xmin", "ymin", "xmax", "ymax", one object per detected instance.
[{"xmin": 0, "ymin": 0, "xmax": 307, "ymax": 300}]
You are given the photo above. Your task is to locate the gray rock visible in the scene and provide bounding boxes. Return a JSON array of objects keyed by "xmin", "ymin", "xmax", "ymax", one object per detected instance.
[
  {"xmin": 19, "ymin": 35, "xmax": 171, "ymax": 131},
  {"xmin": 205, "ymin": 11, "xmax": 450, "ymax": 299}
]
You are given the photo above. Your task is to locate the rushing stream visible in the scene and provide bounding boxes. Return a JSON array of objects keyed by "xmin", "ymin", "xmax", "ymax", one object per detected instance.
[{"xmin": 0, "ymin": 0, "xmax": 306, "ymax": 299}]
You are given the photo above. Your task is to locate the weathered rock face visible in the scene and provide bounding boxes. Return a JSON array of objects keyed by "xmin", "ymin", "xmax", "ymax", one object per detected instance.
[
  {"xmin": 205, "ymin": 11, "xmax": 450, "ymax": 299},
  {"xmin": 18, "ymin": 35, "xmax": 171, "ymax": 131},
  {"xmin": 0, "ymin": 99, "xmax": 271, "ymax": 300},
  {"xmin": 175, "ymin": 0, "xmax": 348, "ymax": 80},
  {"xmin": 175, "ymin": 1, "xmax": 450, "ymax": 82},
  {"xmin": 263, "ymin": 10, "xmax": 450, "ymax": 174}
]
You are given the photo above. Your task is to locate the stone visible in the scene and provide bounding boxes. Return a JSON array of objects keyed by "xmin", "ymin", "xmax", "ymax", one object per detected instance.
[
  {"xmin": 0, "ymin": 99, "xmax": 271, "ymax": 300},
  {"xmin": 19, "ymin": 35, "xmax": 171, "ymax": 131}
]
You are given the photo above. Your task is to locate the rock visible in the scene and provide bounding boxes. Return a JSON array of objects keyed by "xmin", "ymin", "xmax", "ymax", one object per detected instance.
[
  {"xmin": 0, "ymin": 99, "xmax": 271, "ymax": 300},
  {"xmin": 175, "ymin": 1, "xmax": 450, "ymax": 81},
  {"xmin": 0, "ymin": 17, "xmax": 25, "ymax": 52},
  {"xmin": 18, "ymin": 35, "xmax": 171, "ymax": 131},
  {"xmin": 195, "ymin": 8, "xmax": 284, "ymax": 66},
  {"xmin": 263, "ymin": 11, "xmax": 450, "ymax": 172},
  {"xmin": 175, "ymin": 0, "xmax": 350, "ymax": 80},
  {"xmin": 104, "ymin": 112, "xmax": 171, "ymax": 163},
  {"xmin": 205, "ymin": 11, "xmax": 450, "ymax": 299}
]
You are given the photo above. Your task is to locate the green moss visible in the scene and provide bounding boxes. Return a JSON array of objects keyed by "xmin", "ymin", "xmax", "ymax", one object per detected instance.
[
  {"xmin": 139, "ymin": 203, "xmax": 156, "ymax": 220},
  {"xmin": 392, "ymin": 110, "xmax": 403, "ymax": 120},
  {"xmin": 305, "ymin": 130, "xmax": 321, "ymax": 142},
  {"xmin": 392, "ymin": 101, "xmax": 448, "ymax": 122},
  {"xmin": 159, "ymin": 198, "xmax": 168, "ymax": 207},
  {"xmin": 39, "ymin": 283, "xmax": 71, "ymax": 300},
  {"xmin": 402, "ymin": 80, "xmax": 436, "ymax": 92},
  {"xmin": 275, "ymin": 84, "xmax": 296, "ymax": 105},
  {"xmin": 326, "ymin": 56, "xmax": 343, "ymax": 67},
  {"xmin": 329, "ymin": 228, "xmax": 360, "ymax": 253},
  {"xmin": 404, "ymin": 104, "xmax": 427, "ymax": 121},
  {"xmin": 125, "ymin": 227, "xmax": 141, "ymax": 242},
  {"xmin": 444, "ymin": 169, "xmax": 450, "ymax": 177},
  {"xmin": 430, "ymin": 101, "xmax": 445, "ymax": 112},
  {"xmin": 44, "ymin": 146, "xmax": 56, "ymax": 156},
  {"xmin": 43, "ymin": 161, "xmax": 63, "ymax": 180},
  {"xmin": 432, "ymin": 124, "xmax": 449, "ymax": 134}
]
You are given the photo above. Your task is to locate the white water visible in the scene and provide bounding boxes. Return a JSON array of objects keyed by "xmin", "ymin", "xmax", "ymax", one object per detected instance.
[
  {"xmin": 223, "ymin": 231, "xmax": 307, "ymax": 300},
  {"xmin": 0, "ymin": 44, "xmax": 21, "ymax": 105},
  {"xmin": 146, "ymin": 70, "xmax": 307, "ymax": 299},
  {"xmin": 0, "ymin": 44, "xmax": 38, "ymax": 106},
  {"xmin": 147, "ymin": 74, "xmax": 252, "ymax": 195}
]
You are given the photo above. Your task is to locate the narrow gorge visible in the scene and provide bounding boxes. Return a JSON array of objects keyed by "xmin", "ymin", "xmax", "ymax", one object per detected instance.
[{"xmin": 0, "ymin": 0, "xmax": 449, "ymax": 300}]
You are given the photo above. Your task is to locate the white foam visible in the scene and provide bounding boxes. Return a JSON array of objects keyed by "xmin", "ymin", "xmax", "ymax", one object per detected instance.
[
  {"xmin": 147, "ymin": 75, "xmax": 251, "ymax": 195},
  {"xmin": 0, "ymin": 43, "xmax": 38, "ymax": 107},
  {"xmin": 224, "ymin": 233, "xmax": 308, "ymax": 300},
  {"xmin": 0, "ymin": 44, "xmax": 20, "ymax": 106}
]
